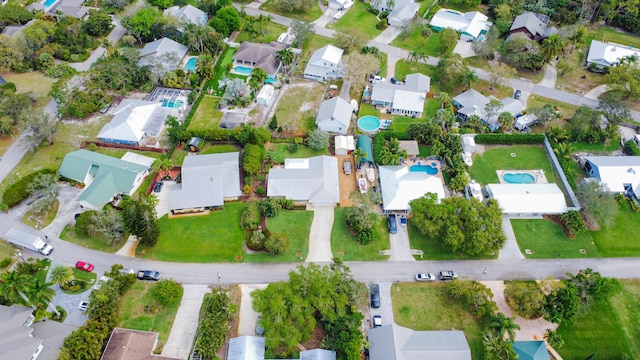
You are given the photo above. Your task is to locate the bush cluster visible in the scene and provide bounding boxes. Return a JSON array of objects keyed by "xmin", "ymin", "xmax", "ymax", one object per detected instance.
[
  {"xmin": 260, "ymin": 197, "xmax": 281, "ymax": 217},
  {"xmin": 3, "ymin": 168, "xmax": 57, "ymax": 207},
  {"xmin": 243, "ymin": 144, "xmax": 264, "ymax": 175},
  {"xmin": 504, "ymin": 280, "xmax": 546, "ymax": 319},
  {"xmin": 242, "ymin": 201, "xmax": 261, "ymax": 231},
  {"xmin": 196, "ymin": 292, "xmax": 236, "ymax": 359},
  {"xmin": 150, "ymin": 279, "xmax": 183, "ymax": 306},
  {"xmin": 474, "ymin": 133, "xmax": 545, "ymax": 144}
]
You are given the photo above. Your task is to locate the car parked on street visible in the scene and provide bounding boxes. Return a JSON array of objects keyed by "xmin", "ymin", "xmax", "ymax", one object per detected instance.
[
  {"xmin": 415, "ymin": 273, "xmax": 436, "ymax": 282},
  {"xmin": 373, "ymin": 315, "xmax": 382, "ymax": 328},
  {"xmin": 370, "ymin": 283, "xmax": 380, "ymax": 308},
  {"xmin": 388, "ymin": 214, "xmax": 397, "ymax": 234},
  {"xmin": 136, "ymin": 270, "xmax": 161, "ymax": 281},
  {"xmin": 438, "ymin": 270, "xmax": 458, "ymax": 281},
  {"xmin": 75, "ymin": 261, "xmax": 94, "ymax": 272}
]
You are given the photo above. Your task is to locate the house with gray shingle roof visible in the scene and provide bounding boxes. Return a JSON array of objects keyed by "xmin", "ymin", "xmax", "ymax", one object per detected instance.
[
  {"xmin": 370, "ymin": 73, "xmax": 430, "ymax": 117},
  {"xmin": 98, "ymin": 99, "xmax": 170, "ymax": 146},
  {"xmin": 453, "ymin": 89, "xmax": 525, "ymax": 131},
  {"xmin": 137, "ymin": 37, "xmax": 188, "ymax": 74},
  {"xmin": 170, "ymin": 152, "xmax": 241, "ymax": 214},
  {"xmin": 163, "ymin": 5, "xmax": 207, "ymax": 32},
  {"xmin": 509, "ymin": 12, "xmax": 556, "ymax": 41},
  {"xmin": 387, "ymin": 1, "xmax": 420, "ymax": 28},
  {"xmin": 58, "ymin": 150, "xmax": 151, "ymax": 210},
  {"xmin": 304, "ymin": 45, "xmax": 345, "ymax": 82},
  {"xmin": 233, "ymin": 41, "xmax": 289, "ymax": 77},
  {"xmin": 316, "ymin": 96, "xmax": 353, "ymax": 135},
  {"xmin": 267, "ymin": 155, "xmax": 340, "ymax": 205},
  {"xmin": 368, "ymin": 324, "xmax": 471, "ymax": 360}
]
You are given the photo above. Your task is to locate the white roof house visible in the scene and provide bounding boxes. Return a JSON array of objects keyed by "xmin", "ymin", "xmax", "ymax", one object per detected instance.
[
  {"xmin": 486, "ymin": 183, "xmax": 568, "ymax": 214},
  {"xmin": 586, "ymin": 40, "xmax": 640, "ymax": 69},
  {"xmin": 316, "ymin": 97, "xmax": 353, "ymax": 135},
  {"xmin": 304, "ymin": 45, "xmax": 345, "ymax": 82},
  {"xmin": 335, "ymin": 135, "xmax": 355, "ymax": 155},
  {"xmin": 256, "ymin": 84, "xmax": 275, "ymax": 106},
  {"xmin": 163, "ymin": 5, "xmax": 208, "ymax": 30},
  {"xmin": 368, "ymin": 324, "xmax": 471, "ymax": 360},
  {"xmin": 387, "ymin": 2, "xmax": 420, "ymax": 28},
  {"xmin": 453, "ymin": 89, "xmax": 525, "ymax": 131},
  {"xmin": 429, "ymin": 9, "xmax": 492, "ymax": 41},
  {"xmin": 98, "ymin": 99, "xmax": 170, "ymax": 146},
  {"xmin": 170, "ymin": 153, "xmax": 241, "ymax": 213},
  {"xmin": 584, "ymin": 156, "xmax": 640, "ymax": 195},
  {"xmin": 137, "ymin": 37, "xmax": 188, "ymax": 73},
  {"xmin": 379, "ymin": 166, "xmax": 445, "ymax": 214},
  {"xmin": 514, "ymin": 114, "xmax": 538, "ymax": 130},
  {"xmin": 267, "ymin": 155, "xmax": 340, "ymax": 205},
  {"xmin": 370, "ymin": 73, "xmax": 430, "ymax": 117}
]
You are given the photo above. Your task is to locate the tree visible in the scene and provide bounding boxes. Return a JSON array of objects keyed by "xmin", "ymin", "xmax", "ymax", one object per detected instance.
[
  {"xmin": 221, "ymin": 78, "xmax": 250, "ymax": 107},
  {"xmin": 152, "ymin": 158, "xmax": 173, "ymax": 178},
  {"xmin": 544, "ymin": 329, "xmax": 564, "ymax": 349},
  {"xmin": 552, "ymin": 142, "xmax": 573, "ymax": 163},
  {"xmin": 276, "ymin": 48, "xmax": 294, "ymax": 77},
  {"xmin": 352, "ymin": 147, "xmax": 367, "ymax": 169},
  {"xmin": 463, "ymin": 68, "xmax": 478, "ymax": 90},
  {"xmin": 82, "ymin": 9, "xmax": 113, "ymax": 36},
  {"xmin": 209, "ymin": 7, "xmax": 240, "ymax": 37},
  {"xmin": 576, "ymin": 176, "xmax": 619, "ymax": 227},
  {"xmin": 49, "ymin": 265, "xmax": 74, "ymax": 287},
  {"xmin": 484, "ymin": 98, "xmax": 503, "ymax": 125},
  {"xmin": 27, "ymin": 278, "xmax": 56, "ymax": 311},
  {"xmin": 342, "ymin": 52, "xmax": 380, "ymax": 94},
  {"xmin": 249, "ymin": 67, "xmax": 268, "ymax": 93},
  {"xmin": 334, "ymin": 30, "xmax": 368, "ymax": 54},
  {"xmin": 483, "ymin": 330, "xmax": 518, "ymax": 360},
  {"xmin": 605, "ymin": 56, "xmax": 640, "ymax": 100},
  {"xmin": 121, "ymin": 197, "xmax": 160, "ymax": 247},
  {"xmin": 544, "ymin": 282, "xmax": 580, "ymax": 324},
  {"xmin": 565, "ymin": 106, "xmax": 607, "ymax": 144},
  {"xmin": 488, "ymin": 62, "xmax": 516, "ymax": 90},
  {"xmin": 540, "ymin": 34, "xmax": 564, "ymax": 63},
  {"xmin": 490, "ymin": 312, "xmax": 520, "ymax": 340},
  {"xmin": 532, "ymin": 105, "xmax": 560, "ymax": 130},
  {"xmin": 290, "ymin": 20, "xmax": 313, "ymax": 48},
  {"xmin": 435, "ymin": 53, "xmax": 468, "ymax": 92},
  {"xmin": 26, "ymin": 173, "xmax": 59, "ymax": 215},
  {"xmin": 308, "ymin": 129, "xmax": 330, "ymax": 150},
  {"xmin": 440, "ymin": 28, "xmax": 459, "ymax": 54},
  {"xmin": 123, "ymin": 7, "xmax": 164, "ymax": 43},
  {"xmin": 497, "ymin": 112, "xmax": 514, "ymax": 130},
  {"xmin": 89, "ymin": 207, "xmax": 125, "ymax": 245},
  {"xmin": 19, "ymin": 109, "xmax": 56, "ymax": 147},
  {"xmin": 598, "ymin": 90, "xmax": 631, "ymax": 125},
  {"xmin": 0, "ymin": 270, "xmax": 32, "ymax": 304},
  {"xmin": 505, "ymin": 281, "xmax": 547, "ymax": 319},
  {"xmin": 565, "ymin": 24, "xmax": 586, "ymax": 55}
]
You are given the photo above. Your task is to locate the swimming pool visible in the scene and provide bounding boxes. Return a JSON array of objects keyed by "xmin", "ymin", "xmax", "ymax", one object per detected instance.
[
  {"xmin": 265, "ymin": 76, "xmax": 277, "ymax": 83},
  {"xmin": 503, "ymin": 172, "xmax": 536, "ymax": 184},
  {"xmin": 233, "ymin": 66, "xmax": 253, "ymax": 75},
  {"xmin": 43, "ymin": 0, "xmax": 58, "ymax": 6},
  {"xmin": 159, "ymin": 99, "xmax": 185, "ymax": 108},
  {"xmin": 410, "ymin": 164, "xmax": 439, "ymax": 175},
  {"xmin": 184, "ymin": 57, "xmax": 197, "ymax": 71},
  {"xmin": 357, "ymin": 116, "xmax": 381, "ymax": 133}
]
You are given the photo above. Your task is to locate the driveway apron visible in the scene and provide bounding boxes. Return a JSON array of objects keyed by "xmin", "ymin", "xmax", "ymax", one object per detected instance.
[
  {"xmin": 499, "ymin": 216, "xmax": 525, "ymax": 260},
  {"xmin": 162, "ymin": 285, "xmax": 210, "ymax": 359},
  {"xmin": 305, "ymin": 205, "xmax": 335, "ymax": 262}
]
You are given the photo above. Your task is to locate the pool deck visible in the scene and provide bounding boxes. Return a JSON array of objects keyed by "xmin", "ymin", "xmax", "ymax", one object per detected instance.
[
  {"xmin": 497, "ymin": 169, "xmax": 548, "ymax": 184},
  {"xmin": 403, "ymin": 158, "xmax": 445, "ymax": 185}
]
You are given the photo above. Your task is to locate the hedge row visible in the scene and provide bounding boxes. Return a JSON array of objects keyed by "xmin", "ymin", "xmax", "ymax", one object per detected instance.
[
  {"xmin": 474, "ymin": 134, "xmax": 545, "ymax": 144},
  {"xmin": 3, "ymin": 168, "xmax": 57, "ymax": 207}
]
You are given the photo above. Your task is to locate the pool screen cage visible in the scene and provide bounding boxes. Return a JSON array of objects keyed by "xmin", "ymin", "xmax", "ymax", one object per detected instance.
[{"xmin": 148, "ymin": 87, "xmax": 191, "ymax": 103}]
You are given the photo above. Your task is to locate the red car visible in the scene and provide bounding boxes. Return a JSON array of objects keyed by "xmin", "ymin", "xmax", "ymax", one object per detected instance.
[{"xmin": 75, "ymin": 261, "xmax": 94, "ymax": 272}]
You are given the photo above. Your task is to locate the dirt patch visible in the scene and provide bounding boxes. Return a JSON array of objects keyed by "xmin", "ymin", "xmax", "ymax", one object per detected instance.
[
  {"xmin": 336, "ymin": 154, "xmax": 356, "ymax": 207},
  {"xmin": 299, "ymin": 102, "xmax": 314, "ymax": 112}
]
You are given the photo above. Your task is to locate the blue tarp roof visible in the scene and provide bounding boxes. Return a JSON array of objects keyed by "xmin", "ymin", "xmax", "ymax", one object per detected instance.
[{"xmin": 357, "ymin": 135, "xmax": 374, "ymax": 165}]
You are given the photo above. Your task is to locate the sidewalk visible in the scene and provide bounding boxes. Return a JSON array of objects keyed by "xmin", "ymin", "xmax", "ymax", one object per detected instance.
[{"xmin": 162, "ymin": 285, "xmax": 210, "ymax": 359}]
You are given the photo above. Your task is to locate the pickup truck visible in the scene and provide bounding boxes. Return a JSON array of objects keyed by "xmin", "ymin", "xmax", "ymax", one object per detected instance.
[
  {"xmin": 136, "ymin": 270, "xmax": 161, "ymax": 281},
  {"xmin": 5, "ymin": 228, "xmax": 53, "ymax": 256}
]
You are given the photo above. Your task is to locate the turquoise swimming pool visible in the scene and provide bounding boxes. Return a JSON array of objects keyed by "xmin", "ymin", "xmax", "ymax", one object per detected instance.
[
  {"xmin": 184, "ymin": 57, "xmax": 197, "ymax": 71},
  {"xmin": 233, "ymin": 66, "xmax": 252, "ymax": 75},
  {"xmin": 410, "ymin": 164, "xmax": 439, "ymax": 175},
  {"xmin": 43, "ymin": 0, "xmax": 57, "ymax": 7},
  {"xmin": 357, "ymin": 116, "xmax": 381, "ymax": 133},
  {"xmin": 159, "ymin": 99, "xmax": 184, "ymax": 108},
  {"xmin": 503, "ymin": 172, "xmax": 536, "ymax": 184}
]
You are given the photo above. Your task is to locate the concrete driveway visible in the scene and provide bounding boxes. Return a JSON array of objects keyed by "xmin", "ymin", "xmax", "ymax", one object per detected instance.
[
  {"xmin": 388, "ymin": 223, "xmax": 416, "ymax": 261},
  {"xmin": 237, "ymin": 284, "xmax": 268, "ymax": 336},
  {"xmin": 155, "ymin": 180, "xmax": 174, "ymax": 218},
  {"xmin": 47, "ymin": 264, "xmax": 91, "ymax": 327},
  {"xmin": 368, "ymin": 281, "xmax": 395, "ymax": 329},
  {"xmin": 305, "ymin": 205, "xmax": 335, "ymax": 263},
  {"xmin": 43, "ymin": 185, "xmax": 85, "ymax": 238},
  {"xmin": 162, "ymin": 285, "xmax": 210, "ymax": 359},
  {"xmin": 453, "ymin": 39, "xmax": 476, "ymax": 58}
]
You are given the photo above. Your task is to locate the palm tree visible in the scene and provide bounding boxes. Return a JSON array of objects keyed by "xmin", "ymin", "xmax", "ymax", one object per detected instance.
[
  {"xmin": 437, "ymin": 92, "xmax": 452, "ymax": 110},
  {"xmin": 27, "ymin": 278, "xmax": 59, "ymax": 316},
  {"xmin": 553, "ymin": 142, "xmax": 573, "ymax": 162},
  {"xmin": 407, "ymin": 50, "xmax": 419, "ymax": 68},
  {"xmin": 567, "ymin": 25, "xmax": 586, "ymax": 55},
  {"xmin": 463, "ymin": 69, "xmax": 478, "ymax": 90},
  {"xmin": 0, "ymin": 270, "xmax": 32, "ymax": 305},
  {"xmin": 540, "ymin": 34, "xmax": 564, "ymax": 63},
  {"xmin": 544, "ymin": 328, "xmax": 564, "ymax": 349},
  {"xmin": 152, "ymin": 158, "xmax": 173, "ymax": 179},
  {"xmin": 276, "ymin": 48, "xmax": 294, "ymax": 77},
  {"xmin": 49, "ymin": 265, "xmax": 74, "ymax": 287},
  {"xmin": 490, "ymin": 312, "xmax": 521, "ymax": 340},
  {"xmin": 352, "ymin": 148, "xmax": 368, "ymax": 169},
  {"xmin": 546, "ymin": 126, "xmax": 569, "ymax": 144}
]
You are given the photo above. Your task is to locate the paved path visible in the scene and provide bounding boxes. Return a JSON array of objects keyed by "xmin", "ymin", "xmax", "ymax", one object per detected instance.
[
  {"xmin": 41, "ymin": 185, "xmax": 84, "ymax": 238},
  {"xmin": 499, "ymin": 216, "xmax": 525, "ymax": 260},
  {"xmin": 237, "ymin": 284, "xmax": 268, "ymax": 336},
  {"xmin": 584, "ymin": 84, "xmax": 610, "ymax": 100},
  {"xmin": 305, "ymin": 205, "xmax": 335, "ymax": 262},
  {"xmin": 162, "ymin": 285, "xmax": 210, "ymax": 359},
  {"xmin": 388, "ymin": 223, "xmax": 416, "ymax": 261},
  {"xmin": 538, "ymin": 63, "xmax": 557, "ymax": 88}
]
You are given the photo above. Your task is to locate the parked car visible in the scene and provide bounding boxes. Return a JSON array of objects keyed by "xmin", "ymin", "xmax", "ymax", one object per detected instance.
[
  {"xmin": 153, "ymin": 181, "xmax": 163, "ymax": 193},
  {"xmin": 255, "ymin": 315, "xmax": 265, "ymax": 336},
  {"xmin": 388, "ymin": 214, "xmax": 397, "ymax": 234},
  {"xmin": 342, "ymin": 160, "xmax": 352, "ymax": 175},
  {"xmin": 75, "ymin": 261, "xmax": 94, "ymax": 272},
  {"xmin": 415, "ymin": 273, "xmax": 436, "ymax": 282},
  {"xmin": 514, "ymin": 89, "xmax": 522, "ymax": 100},
  {"xmin": 370, "ymin": 283, "xmax": 380, "ymax": 308},
  {"xmin": 399, "ymin": 216, "xmax": 407, "ymax": 226},
  {"xmin": 136, "ymin": 270, "xmax": 161, "ymax": 281},
  {"xmin": 373, "ymin": 315, "xmax": 382, "ymax": 328},
  {"xmin": 78, "ymin": 301, "xmax": 89, "ymax": 311},
  {"xmin": 438, "ymin": 270, "xmax": 458, "ymax": 281}
]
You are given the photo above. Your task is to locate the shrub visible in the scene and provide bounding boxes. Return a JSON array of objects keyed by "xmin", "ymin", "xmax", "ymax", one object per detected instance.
[
  {"xmin": 562, "ymin": 210, "xmax": 586, "ymax": 236},
  {"xmin": 504, "ymin": 281, "xmax": 546, "ymax": 319},
  {"xmin": 279, "ymin": 198, "xmax": 295, "ymax": 210},
  {"xmin": 624, "ymin": 140, "xmax": 640, "ymax": 155},
  {"xmin": 75, "ymin": 210, "xmax": 99, "ymax": 236},
  {"xmin": 265, "ymin": 233, "xmax": 288, "ymax": 254},
  {"xmin": 242, "ymin": 201, "xmax": 261, "ymax": 231},
  {"xmin": 150, "ymin": 279, "xmax": 184, "ymax": 306},
  {"xmin": 256, "ymin": 187, "xmax": 265, "ymax": 196},
  {"xmin": 260, "ymin": 197, "xmax": 281, "ymax": 217},
  {"xmin": 247, "ymin": 229, "xmax": 266, "ymax": 250},
  {"xmin": 3, "ymin": 168, "xmax": 57, "ymax": 207},
  {"xmin": 376, "ymin": 21, "xmax": 388, "ymax": 30},
  {"xmin": 243, "ymin": 144, "xmax": 264, "ymax": 175},
  {"xmin": 44, "ymin": 63, "xmax": 76, "ymax": 78},
  {"xmin": 308, "ymin": 129, "xmax": 330, "ymax": 150},
  {"xmin": 0, "ymin": 258, "xmax": 11, "ymax": 269},
  {"xmin": 288, "ymin": 142, "xmax": 298, "ymax": 152},
  {"xmin": 243, "ymin": 184, "xmax": 253, "ymax": 195},
  {"xmin": 357, "ymin": 228, "xmax": 374, "ymax": 245},
  {"xmin": 474, "ymin": 134, "xmax": 545, "ymax": 144},
  {"xmin": 269, "ymin": 115, "xmax": 278, "ymax": 130}
]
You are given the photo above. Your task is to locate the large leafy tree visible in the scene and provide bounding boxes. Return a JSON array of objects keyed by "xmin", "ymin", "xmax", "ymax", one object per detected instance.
[
  {"xmin": 19, "ymin": 109, "xmax": 56, "ymax": 147},
  {"xmin": 435, "ymin": 53, "xmax": 468, "ymax": 92},
  {"xmin": 26, "ymin": 173, "xmax": 59, "ymax": 215},
  {"xmin": 123, "ymin": 7, "xmax": 165, "ymax": 43},
  {"xmin": 209, "ymin": 7, "xmax": 240, "ymax": 37},
  {"xmin": 290, "ymin": 20, "xmax": 314, "ymax": 48},
  {"xmin": 605, "ymin": 56, "xmax": 640, "ymax": 100},
  {"xmin": 598, "ymin": 90, "xmax": 631, "ymax": 125},
  {"xmin": 82, "ymin": 9, "xmax": 113, "ymax": 36}
]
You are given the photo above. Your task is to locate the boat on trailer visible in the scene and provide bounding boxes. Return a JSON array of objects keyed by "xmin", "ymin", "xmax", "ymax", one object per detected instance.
[{"xmin": 358, "ymin": 178, "xmax": 368, "ymax": 194}]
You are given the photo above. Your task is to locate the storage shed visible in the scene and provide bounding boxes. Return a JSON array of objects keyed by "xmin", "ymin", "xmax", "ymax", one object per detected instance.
[
  {"xmin": 356, "ymin": 135, "xmax": 374, "ymax": 166},
  {"xmin": 462, "ymin": 136, "xmax": 476, "ymax": 153},
  {"xmin": 187, "ymin": 137, "xmax": 201, "ymax": 152},
  {"xmin": 256, "ymin": 84, "xmax": 275, "ymax": 106},
  {"xmin": 514, "ymin": 114, "xmax": 538, "ymax": 131},
  {"xmin": 334, "ymin": 135, "xmax": 355, "ymax": 155}
]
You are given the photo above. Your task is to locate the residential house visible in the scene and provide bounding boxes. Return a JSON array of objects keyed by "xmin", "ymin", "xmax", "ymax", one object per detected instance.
[
  {"xmin": 304, "ymin": 45, "xmax": 345, "ymax": 82},
  {"xmin": 453, "ymin": 89, "xmax": 525, "ymax": 131},
  {"xmin": 583, "ymin": 156, "xmax": 640, "ymax": 196},
  {"xmin": 163, "ymin": 5, "xmax": 207, "ymax": 32},
  {"xmin": 27, "ymin": 0, "xmax": 95, "ymax": 19},
  {"xmin": 485, "ymin": 183, "xmax": 568, "ymax": 214},
  {"xmin": 137, "ymin": 37, "xmax": 189, "ymax": 74},
  {"xmin": 334, "ymin": 135, "xmax": 355, "ymax": 155},
  {"xmin": 328, "ymin": 0, "xmax": 354, "ymax": 10},
  {"xmin": 368, "ymin": 324, "xmax": 472, "ymax": 360},
  {"xmin": 379, "ymin": 165, "xmax": 445, "ymax": 214},
  {"xmin": 429, "ymin": 8, "xmax": 492, "ymax": 41},
  {"xmin": 370, "ymin": 73, "xmax": 430, "ymax": 117},
  {"xmin": 256, "ymin": 84, "xmax": 275, "ymax": 106},
  {"xmin": 316, "ymin": 96, "xmax": 353, "ymax": 135},
  {"xmin": 514, "ymin": 114, "xmax": 538, "ymax": 131},
  {"xmin": 170, "ymin": 152, "xmax": 241, "ymax": 214},
  {"xmin": 586, "ymin": 40, "xmax": 640, "ymax": 69},
  {"xmin": 233, "ymin": 41, "xmax": 289, "ymax": 77},
  {"xmin": 0, "ymin": 304, "xmax": 77, "ymax": 360},
  {"xmin": 387, "ymin": 1, "xmax": 420, "ymax": 28},
  {"xmin": 101, "ymin": 328, "xmax": 179, "ymax": 360},
  {"xmin": 97, "ymin": 99, "xmax": 170, "ymax": 146},
  {"xmin": 509, "ymin": 12, "xmax": 557, "ymax": 41},
  {"xmin": 267, "ymin": 155, "xmax": 340, "ymax": 206},
  {"xmin": 226, "ymin": 335, "xmax": 336, "ymax": 360},
  {"xmin": 512, "ymin": 341, "xmax": 551, "ymax": 360},
  {"xmin": 58, "ymin": 150, "xmax": 152, "ymax": 210}
]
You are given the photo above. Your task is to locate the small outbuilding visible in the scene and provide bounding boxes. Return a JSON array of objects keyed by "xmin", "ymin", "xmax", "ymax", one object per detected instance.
[
  {"xmin": 514, "ymin": 114, "xmax": 538, "ymax": 131},
  {"xmin": 398, "ymin": 140, "xmax": 419, "ymax": 160},
  {"xmin": 335, "ymin": 135, "xmax": 355, "ymax": 155},
  {"xmin": 356, "ymin": 135, "xmax": 374, "ymax": 167},
  {"xmin": 187, "ymin": 137, "xmax": 201, "ymax": 152},
  {"xmin": 462, "ymin": 136, "xmax": 476, "ymax": 153},
  {"xmin": 256, "ymin": 84, "xmax": 275, "ymax": 106}
]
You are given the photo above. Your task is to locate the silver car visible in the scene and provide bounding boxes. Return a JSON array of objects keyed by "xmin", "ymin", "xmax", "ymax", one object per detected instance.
[{"xmin": 415, "ymin": 273, "xmax": 436, "ymax": 282}]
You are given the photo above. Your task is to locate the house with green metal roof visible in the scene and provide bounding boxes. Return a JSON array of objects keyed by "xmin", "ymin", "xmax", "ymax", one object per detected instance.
[{"xmin": 58, "ymin": 149, "xmax": 151, "ymax": 210}]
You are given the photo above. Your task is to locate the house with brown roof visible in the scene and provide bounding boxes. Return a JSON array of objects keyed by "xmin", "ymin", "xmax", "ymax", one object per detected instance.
[
  {"xmin": 101, "ymin": 328, "xmax": 180, "ymax": 360},
  {"xmin": 233, "ymin": 41, "xmax": 289, "ymax": 77}
]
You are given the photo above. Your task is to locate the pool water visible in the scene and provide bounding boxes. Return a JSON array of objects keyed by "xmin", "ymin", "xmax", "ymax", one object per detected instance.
[
  {"xmin": 503, "ymin": 172, "xmax": 535, "ymax": 184},
  {"xmin": 159, "ymin": 99, "xmax": 184, "ymax": 108},
  {"xmin": 233, "ymin": 66, "xmax": 253, "ymax": 75},
  {"xmin": 410, "ymin": 164, "xmax": 438, "ymax": 175},
  {"xmin": 43, "ymin": 0, "xmax": 57, "ymax": 6},
  {"xmin": 184, "ymin": 57, "xmax": 197, "ymax": 71},
  {"xmin": 357, "ymin": 115, "xmax": 381, "ymax": 132},
  {"xmin": 265, "ymin": 76, "xmax": 277, "ymax": 83}
]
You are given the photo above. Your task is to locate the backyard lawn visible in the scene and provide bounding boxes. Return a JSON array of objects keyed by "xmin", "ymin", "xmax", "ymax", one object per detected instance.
[
  {"xmin": 259, "ymin": 0, "xmax": 323, "ymax": 22},
  {"xmin": 266, "ymin": 143, "xmax": 329, "ymax": 163},
  {"xmin": 510, "ymin": 219, "xmax": 600, "ymax": 258},
  {"xmin": 60, "ymin": 224, "xmax": 128, "ymax": 253},
  {"xmin": 118, "ymin": 281, "xmax": 182, "ymax": 345},
  {"xmin": 187, "ymin": 96, "xmax": 223, "ymax": 130},
  {"xmin": 208, "ymin": 47, "xmax": 236, "ymax": 97},
  {"xmin": 330, "ymin": 1, "xmax": 383, "ymax": 39},
  {"xmin": 273, "ymin": 83, "xmax": 325, "ymax": 137},
  {"xmin": 468, "ymin": 145, "xmax": 558, "ymax": 185},
  {"xmin": 245, "ymin": 209, "xmax": 314, "ymax": 262},
  {"xmin": 330, "ymin": 207, "xmax": 389, "ymax": 261},
  {"xmin": 235, "ymin": 21, "xmax": 288, "ymax": 44},
  {"xmin": 557, "ymin": 279, "xmax": 640, "ymax": 359},
  {"xmin": 392, "ymin": 282, "xmax": 486, "ymax": 360},
  {"xmin": 408, "ymin": 220, "xmax": 497, "ymax": 260}
]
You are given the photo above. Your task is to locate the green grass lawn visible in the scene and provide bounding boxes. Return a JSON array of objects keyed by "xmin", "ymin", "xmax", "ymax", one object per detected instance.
[
  {"xmin": 273, "ymin": 84, "xmax": 325, "ymax": 137},
  {"xmin": 207, "ymin": 47, "xmax": 236, "ymax": 97},
  {"xmin": 418, "ymin": 145, "xmax": 432, "ymax": 158},
  {"xmin": 468, "ymin": 145, "xmax": 558, "ymax": 185},
  {"xmin": 245, "ymin": 210, "xmax": 313, "ymax": 262},
  {"xmin": 22, "ymin": 200, "xmax": 58, "ymax": 229},
  {"xmin": 591, "ymin": 201, "xmax": 640, "ymax": 257},
  {"xmin": 570, "ymin": 140, "xmax": 621, "ymax": 154},
  {"xmin": 201, "ymin": 144, "xmax": 241, "ymax": 154},
  {"xmin": 118, "ymin": 281, "xmax": 181, "ymax": 344},
  {"xmin": 266, "ymin": 143, "xmax": 329, "ymax": 163},
  {"xmin": 93, "ymin": 148, "xmax": 164, "ymax": 161},
  {"xmin": 0, "ymin": 71, "xmax": 55, "ymax": 107},
  {"xmin": 408, "ymin": 220, "xmax": 497, "ymax": 259},
  {"xmin": 34, "ymin": 259, "xmax": 51, "ymax": 284},
  {"xmin": 187, "ymin": 96, "xmax": 223, "ymax": 130},
  {"xmin": 63, "ymin": 268, "xmax": 97, "ymax": 294},
  {"xmin": 392, "ymin": 282, "xmax": 486, "ymax": 360},
  {"xmin": 259, "ymin": 0, "xmax": 322, "ymax": 22},
  {"xmin": 330, "ymin": 207, "xmax": 389, "ymax": 261},
  {"xmin": 557, "ymin": 279, "xmax": 640, "ymax": 359},
  {"xmin": 0, "ymin": 240, "xmax": 17, "ymax": 267},
  {"xmin": 392, "ymin": 30, "xmax": 445, "ymax": 56},
  {"xmin": 59, "ymin": 224, "xmax": 127, "ymax": 253},
  {"xmin": 527, "ymin": 94, "xmax": 580, "ymax": 120},
  {"xmin": 394, "ymin": 60, "xmax": 438, "ymax": 82},
  {"xmin": 330, "ymin": 1, "xmax": 383, "ymax": 39},
  {"xmin": 235, "ymin": 21, "xmax": 289, "ymax": 44},
  {"xmin": 511, "ymin": 219, "xmax": 600, "ymax": 259},
  {"xmin": 587, "ymin": 25, "xmax": 640, "ymax": 49}
]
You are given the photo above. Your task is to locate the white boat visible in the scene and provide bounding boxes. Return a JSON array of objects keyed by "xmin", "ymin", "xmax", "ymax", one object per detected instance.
[
  {"xmin": 358, "ymin": 178, "xmax": 368, "ymax": 194},
  {"xmin": 468, "ymin": 180, "xmax": 483, "ymax": 202},
  {"xmin": 366, "ymin": 168, "xmax": 376, "ymax": 183},
  {"xmin": 462, "ymin": 151, "xmax": 473, "ymax": 167}
]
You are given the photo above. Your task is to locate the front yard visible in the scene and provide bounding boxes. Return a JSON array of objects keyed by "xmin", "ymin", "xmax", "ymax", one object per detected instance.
[
  {"xmin": 259, "ymin": 0, "xmax": 323, "ymax": 22},
  {"xmin": 329, "ymin": 1, "xmax": 383, "ymax": 39},
  {"xmin": 60, "ymin": 224, "xmax": 128, "ymax": 253},
  {"xmin": 408, "ymin": 220, "xmax": 497, "ymax": 260},
  {"xmin": 391, "ymin": 28, "xmax": 445, "ymax": 56},
  {"xmin": 330, "ymin": 207, "xmax": 389, "ymax": 261}
]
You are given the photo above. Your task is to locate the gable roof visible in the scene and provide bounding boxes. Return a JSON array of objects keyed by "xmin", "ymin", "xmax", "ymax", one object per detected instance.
[
  {"xmin": 586, "ymin": 40, "xmax": 640, "ymax": 67},
  {"xmin": 137, "ymin": 37, "xmax": 188, "ymax": 70},
  {"xmin": 388, "ymin": 2, "xmax": 420, "ymax": 25},
  {"xmin": 234, "ymin": 42, "xmax": 288, "ymax": 75},
  {"xmin": 267, "ymin": 156, "xmax": 340, "ymax": 203},
  {"xmin": 98, "ymin": 100, "xmax": 170, "ymax": 143},
  {"xmin": 170, "ymin": 152, "xmax": 241, "ymax": 210},
  {"xmin": 585, "ymin": 155, "xmax": 640, "ymax": 192},
  {"xmin": 371, "ymin": 73, "xmax": 430, "ymax": 112},
  {"xmin": 379, "ymin": 166, "xmax": 445, "ymax": 212},
  {"xmin": 510, "ymin": 12, "xmax": 548, "ymax": 37},
  {"xmin": 163, "ymin": 5, "xmax": 207, "ymax": 26},
  {"xmin": 227, "ymin": 335, "xmax": 265, "ymax": 360},
  {"xmin": 369, "ymin": 324, "xmax": 471, "ymax": 360},
  {"xmin": 316, "ymin": 97, "xmax": 353, "ymax": 128},
  {"xmin": 299, "ymin": 349, "xmax": 336, "ymax": 360},
  {"xmin": 31, "ymin": 321, "xmax": 78, "ymax": 360},
  {"xmin": 429, "ymin": 9, "xmax": 492, "ymax": 39},
  {"xmin": 309, "ymin": 45, "xmax": 344, "ymax": 66},
  {"xmin": 58, "ymin": 150, "xmax": 149, "ymax": 209},
  {"xmin": 513, "ymin": 341, "xmax": 550, "ymax": 360},
  {"xmin": 486, "ymin": 183, "xmax": 568, "ymax": 214}
]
